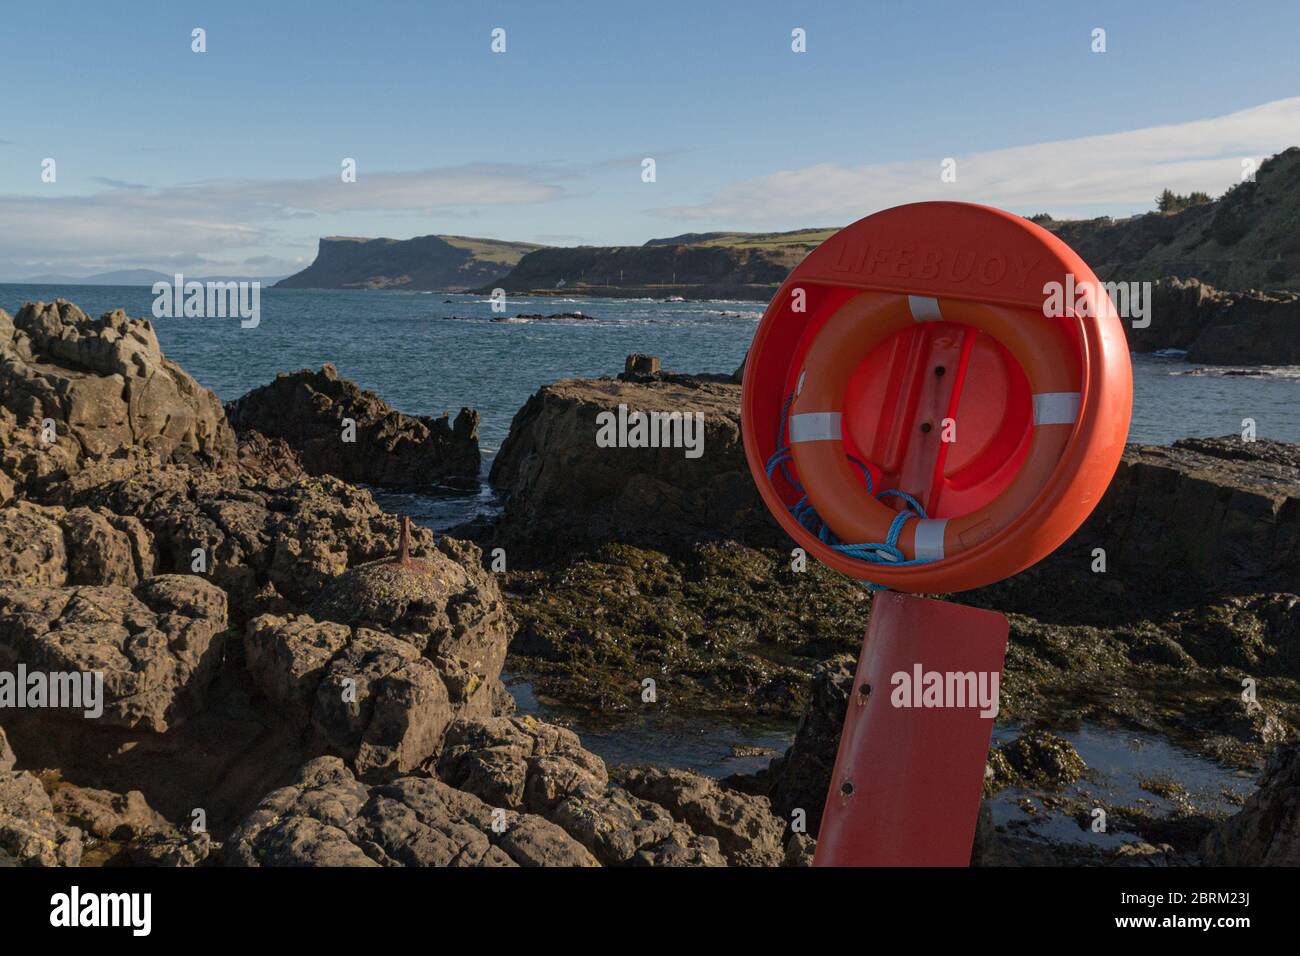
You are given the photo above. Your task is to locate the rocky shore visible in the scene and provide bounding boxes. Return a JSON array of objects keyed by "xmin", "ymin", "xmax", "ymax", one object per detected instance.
[
  {"xmin": 477, "ymin": 354, "xmax": 1300, "ymax": 864},
  {"xmin": 2, "ymin": 302, "xmax": 1297, "ymax": 867},
  {"xmin": 226, "ymin": 363, "xmax": 480, "ymax": 488},
  {"xmin": 1130, "ymin": 278, "xmax": 1300, "ymax": 365},
  {"xmin": 0, "ymin": 303, "xmax": 802, "ymax": 867}
]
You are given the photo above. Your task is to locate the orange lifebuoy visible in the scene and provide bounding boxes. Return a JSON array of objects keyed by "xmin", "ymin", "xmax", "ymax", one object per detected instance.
[
  {"xmin": 741, "ymin": 201, "xmax": 1133, "ymax": 593},
  {"xmin": 788, "ymin": 291, "xmax": 1080, "ymax": 562}
]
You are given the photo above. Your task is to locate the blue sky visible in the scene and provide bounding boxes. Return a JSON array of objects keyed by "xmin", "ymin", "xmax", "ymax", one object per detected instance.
[{"xmin": 2, "ymin": 0, "xmax": 1298, "ymax": 277}]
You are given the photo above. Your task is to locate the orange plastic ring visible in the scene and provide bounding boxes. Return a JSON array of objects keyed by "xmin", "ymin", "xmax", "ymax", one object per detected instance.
[
  {"xmin": 741, "ymin": 201, "xmax": 1133, "ymax": 593},
  {"xmin": 789, "ymin": 291, "xmax": 1080, "ymax": 562}
]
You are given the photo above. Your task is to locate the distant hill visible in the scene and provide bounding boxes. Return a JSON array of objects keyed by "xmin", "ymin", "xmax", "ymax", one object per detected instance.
[
  {"xmin": 1033, "ymin": 147, "xmax": 1300, "ymax": 290},
  {"xmin": 479, "ymin": 228, "xmax": 838, "ymax": 300},
  {"xmin": 1029, "ymin": 147, "xmax": 1300, "ymax": 290},
  {"xmin": 274, "ymin": 235, "xmax": 546, "ymax": 291},
  {"xmin": 17, "ymin": 268, "xmax": 173, "ymax": 286},
  {"xmin": 481, "ymin": 149, "xmax": 1300, "ymax": 300}
]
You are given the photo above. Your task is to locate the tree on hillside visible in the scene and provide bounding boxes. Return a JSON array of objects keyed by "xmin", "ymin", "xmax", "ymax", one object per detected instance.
[{"xmin": 1156, "ymin": 189, "xmax": 1213, "ymax": 213}]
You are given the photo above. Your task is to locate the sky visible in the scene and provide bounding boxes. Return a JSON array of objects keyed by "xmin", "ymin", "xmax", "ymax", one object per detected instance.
[{"xmin": 2, "ymin": 0, "xmax": 1298, "ymax": 278}]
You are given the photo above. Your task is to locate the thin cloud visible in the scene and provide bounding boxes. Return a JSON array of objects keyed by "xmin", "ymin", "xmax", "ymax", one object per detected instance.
[
  {"xmin": 0, "ymin": 163, "xmax": 572, "ymax": 274},
  {"xmin": 91, "ymin": 176, "xmax": 148, "ymax": 190},
  {"xmin": 660, "ymin": 97, "xmax": 1300, "ymax": 226}
]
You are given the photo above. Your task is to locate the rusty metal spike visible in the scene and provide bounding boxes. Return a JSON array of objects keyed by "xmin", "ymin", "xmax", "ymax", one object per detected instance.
[{"xmin": 397, "ymin": 515, "xmax": 411, "ymax": 565}]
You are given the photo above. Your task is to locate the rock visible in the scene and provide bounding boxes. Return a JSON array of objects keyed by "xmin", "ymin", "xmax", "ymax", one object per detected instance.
[
  {"xmin": 755, "ymin": 655, "xmax": 855, "ymax": 835},
  {"xmin": 984, "ymin": 731, "xmax": 1086, "ymax": 794},
  {"xmin": 437, "ymin": 716, "xmax": 609, "ymax": 810},
  {"xmin": 783, "ymin": 832, "xmax": 816, "ymax": 866},
  {"xmin": 629, "ymin": 829, "xmax": 727, "ymax": 867},
  {"xmin": 487, "ymin": 369, "xmax": 781, "ymax": 555},
  {"xmin": 0, "ymin": 301, "xmax": 235, "ymax": 498},
  {"xmin": 245, "ymin": 616, "xmax": 454, "ymax": 780},
  {"xmin": 0, "ymin": 501, "xmax": 153, "ymax": 588},
  {"xmin": 0, "ymin": 728, "xmax": 13, "ymax": 772},
  {"xmin": 969, "ymin": 436, "xmax": 1300, "ymax": 620},
  {"xmin": 235, "ymin": 429, "xmax": 306, "ymax": 484},
  {"xmin": 0, "ymin": 767, "xmax": 83, "ymax": 866},
  {"xmin": 223, "ymin": 757, "xmax": 377, "ymax": 866},
  {"xmin": 129, "ymin": 830, "xmax": 214, "ymax": 867},
  {"xmin": 1106, "ymin": 438, "xmax": 1300, "ymax": 600},
  {"xmin": 308, "ymin": 538, "xmax": 510, "ymax": 678},
  {"xmin": 59, "ymin": 507, "xmax": 154, "ymax": 586},
  {"xmin": 1125, "ymin": 278, "xmax": 1300, "ymax": 365},
  {"xmin": 311, "ymin": 628, "xmax": 452, "ymax": 778},
  {"xmin": 437, "ymin": 716, "xmax": 737, "ymax": 866},
  {"xmin": 0, "ymin": 405, "xmax": 73, "ymax": 502},
  {"xmin": 623, "ymin": 353, "xmax": 661, "ymax": 378},
  {"xmin": 1108, "ymin": 842, "xmax": 1178, "ymax": 866},
  {"xmin": 245, "ymin": 580, "xmax": 509, "ymax": 780},
  {"xmin": 244, "ymin": 615, "xmax": 352, "ymax": 722},
  {"xmin": 225, "ymin": 364, "xmax": 479, "ymax": 488},
  {"xmin": 1202, "ymin": 743, "xmax": 1300, "ymax": 865},
  {"xmin": 621, "ymin": 766, "xmax": 786, "ymax": 866},
  {"xmin": 547, "ymin": 784, "xmax": 685, "ymax": 866},
  {"xmin": 48, "ymin": 784, "xmax": 172, "ymax": 841},
  {"xmin": 224, "ymin": 756, "xmax": 596, "ymax": 867},
  {"xmin": 731, "ymin": 350, "xmax": 747, "ymax": 384},
  {"xmin": 1194, "ymin": 698, "xmax": 1291, "ymax": 748},
  {"xmin": 0, "ymin": 501, "xmax": 66, "ymax": 586},
  {"xmin": 65, "ymin": 467, "xmax": 442, "ymax": 621},
  {"xmin": 0, "ymin": 575, "xmax": 228, "ymax": 732}
]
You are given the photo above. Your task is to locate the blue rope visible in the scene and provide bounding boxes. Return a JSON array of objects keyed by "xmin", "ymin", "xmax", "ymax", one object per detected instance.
[{"xmin": 765, "ymin": 394, "xmax": 936, "ymax": 589}]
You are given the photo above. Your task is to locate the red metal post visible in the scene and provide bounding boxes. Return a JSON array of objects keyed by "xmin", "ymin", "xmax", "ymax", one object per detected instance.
[{"xmin": 813, "ymin": 592, "xmax": 1009, "ymax": 866}]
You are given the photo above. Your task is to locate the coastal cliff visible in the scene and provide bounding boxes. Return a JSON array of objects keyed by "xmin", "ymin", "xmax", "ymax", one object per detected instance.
[
  {"xmin": 477, "ymin": 229, "xmax": 834, "ymax": 301},
  {"xmin": 275, "ymin": 235, "xmax": 544, "ymax": 292}
]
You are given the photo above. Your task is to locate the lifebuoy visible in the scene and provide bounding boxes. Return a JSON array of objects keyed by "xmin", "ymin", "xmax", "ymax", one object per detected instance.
[
  {"xmin": 741, "ymin": 201, "xmax": 1132, "ymax": 593},
  {"xmin": 788, "ymin": 291, "xmax": 1079, "ymax": 562}
]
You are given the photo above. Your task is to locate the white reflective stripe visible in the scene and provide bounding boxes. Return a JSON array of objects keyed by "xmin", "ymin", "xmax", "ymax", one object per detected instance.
[
  {"xmin": 913, "ymin": 519, "xmax": 948, "ymax": 561},
  {"xmin": 907, "ymin": 295, "xmax": 943, "ymax": 322},
  {"xmin": 788, "ymin": 412, "xmax": 842, "ymax": 443},
  {"xmin": 1032, "ymin": 392, "xmax": 1081, "ymax": 426}
]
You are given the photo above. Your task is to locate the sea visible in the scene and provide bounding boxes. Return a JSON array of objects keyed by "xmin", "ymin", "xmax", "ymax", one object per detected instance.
[
  {"xmin": 2, "ymin": 284, "xmax": 1294, "ymax": 822},
  {"xmin": 6, "ymin": 285, "xmax": 1296, "ymax": 466}
]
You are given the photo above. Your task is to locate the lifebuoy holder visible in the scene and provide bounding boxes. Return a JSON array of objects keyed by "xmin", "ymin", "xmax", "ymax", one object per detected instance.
[{"xmin": 742, "ymin": 202, "xmax": 1133, "ymax": 593}]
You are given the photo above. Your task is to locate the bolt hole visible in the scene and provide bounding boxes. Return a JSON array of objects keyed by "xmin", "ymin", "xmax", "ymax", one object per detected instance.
[
  {"xmin": 858, "ymin": 682, "xmax": 872, "ymax": 699},
  {"xmin": 935, "ymin": 366, "xmax": 946, "ymax": 376},
  {"xmin": 840, "ymin": 781, "xmax": 855, "ymax": 797},
  {"xmin": 920, "ymin": 422, "xmax": 933, "ymax": 433}
]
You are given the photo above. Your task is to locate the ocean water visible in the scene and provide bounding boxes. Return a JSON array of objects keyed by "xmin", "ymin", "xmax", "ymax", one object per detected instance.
[
  {"xmin": 5, "ymin": 285, "xmax": 1296, "ymax": 471},
  {"xmin": 1, "ymin": 286, "xmax": 761, "ymax": 460}
]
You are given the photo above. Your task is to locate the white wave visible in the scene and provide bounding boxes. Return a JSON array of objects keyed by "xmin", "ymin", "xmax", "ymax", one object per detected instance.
[{"xmin": 1171, "ymin": 365, "xmax": 1300, "ymax": 379}]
